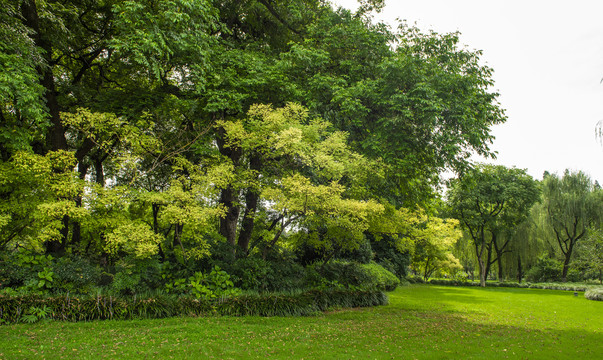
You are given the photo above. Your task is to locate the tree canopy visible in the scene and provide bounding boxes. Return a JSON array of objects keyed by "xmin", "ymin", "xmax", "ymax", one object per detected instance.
[
  {"xmin": 0, "ymin": 0, "xmax": 507, "ymax": 294},
  {"xmin": 447, "ymin": 164, "xmax": 540, "ymax": 286}
]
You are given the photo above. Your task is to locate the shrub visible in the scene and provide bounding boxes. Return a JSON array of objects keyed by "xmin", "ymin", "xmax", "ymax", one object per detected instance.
[
  {"xmin": 221, "ymin": 254, "xmax": 307, "ymax": 293},
  {"xmin": 0, "ymin": 252, "xmax": 54, "ymax": 289},
  {"xmin": 0, "ymin": 289, "xmax": 388, "ymax": 324},
  {"xmin": 110, "ymin": 257, "xmax": 162, "ymax": 295},
  {"xmin": 525, "ymin": 256, "xmax": 562, "ymax": 283},
  {"xmin": 360, "ymin": 262, "xmax": 400, "ymax": 291},
  {"xmin": 406, "ymin": 275, "xmax": 425, "ymax": 284},
  {"xmin": 310, "ymin": 260, "xmax": 399, "ymax": 291},
  {"xmin": 585, "ymin": 289, "xmax": 603, "ymax": 301},
  {"xmin": 163, "ymin": 266, "xmax": 241, "ymax": 300},
  {"xmin": 52, "ymin": 255, "xmax": 101, "ymax": 294}
]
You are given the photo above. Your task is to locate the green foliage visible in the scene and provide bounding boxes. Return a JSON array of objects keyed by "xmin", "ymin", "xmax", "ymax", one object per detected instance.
[
  {"xmin": 370, "ymin": 234, "xmax": 410, "ymax": 278},
  {"xmin": 574, "ymin": 228, "xmax": 603, "ymax": 283},
  {"xmin": 0, "ymin": 0, "xmax": 512, "ymax": 301},
  {"xmin": 52, "ymin": 256, "xmax": 101, "ymax": 294},
  {"xmin": 163, "ymin": 266, "xmax": 241, "ymax": 299},
  {"xmin": 338, "ymin": 237, "xmax": 374, "ymax": 264},
  {"xmin": 447, "ymin": 164, "xmax": 540, "ymax": 286},
  {"xmin": 225, "ymin": 256, "xmax": 307, "ymax": 293},
  {"xmin": 35, "ymin": 267, "xmax": 54, "ymax": 291},
  {"xmin": 360, "ymin": 262, "xmax": 400, "ymax": 291},
  {"xmin": 0, "ymin": 289, "xmax": 387, "ymax": 324},
  {"xmin": 110, "ymin": 257, "xmax": 163, "ymax": 295},
  {"xmin": 525, "ymin": 255, "xmax": 562, "ymax": 283},
  {"xmin": 584, "ymin": 288, "xmax": 603, "ymax": 301},
  {"xmin": 310, "ymin": 260, "xmax": 399, "ymax": 291},
  {"xmin": 542, "ymin": 170, "xmax": 603, "ymax": 281},
  {"xmin": 20, "ymin": 305, "xmax": 50, "ymax": 324}
]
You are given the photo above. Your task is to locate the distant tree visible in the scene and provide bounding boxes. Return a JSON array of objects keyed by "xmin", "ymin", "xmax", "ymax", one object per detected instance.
[
  {"xmin": 448, "ymin": 164, "xmax": 540, "ymax": 286},
  {"xmin": 575, "ymin": 229, "xmax": 603, "ymax": 284},
  {"xmin": 410, "ymin": 216, "xmax": 462, "ymax": 281},
  {"xmin": 542, "ymin": 170, "xmax": 603, "ymax": 281}
]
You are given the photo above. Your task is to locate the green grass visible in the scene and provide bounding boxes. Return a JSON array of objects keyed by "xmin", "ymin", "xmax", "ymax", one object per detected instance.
[{"xmin": 1, "ymin": 285, "xmax": 602, "ymax": 359}]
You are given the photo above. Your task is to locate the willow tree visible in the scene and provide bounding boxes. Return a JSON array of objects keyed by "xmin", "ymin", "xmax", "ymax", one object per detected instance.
[{"xmin": 542, "ymin": 170, "xmax": 602, "ymax": 282}]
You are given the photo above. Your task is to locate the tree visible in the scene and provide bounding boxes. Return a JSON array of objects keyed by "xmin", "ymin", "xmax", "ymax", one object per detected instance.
[
  {"xmin": 447, "ymin": 164, "xmax": 540, "ymax": 286},
  {"xmin": 575, "ymin": 229, "xmax": 603, "ymax": 284},
  {"xmin": 410, "ymin": 215, "xmax": 462, "ymax": 281},
  {"xmin": 542, "ymin": 170, "xmax": 602, "ymax": 282},
  {"xmin": 1, "ymin": 0, "xmax": 220, "ymax": 255},
  {"xmin": 280, "ymin": 14, "xmax": 506, "ymax": 206},
  {"xmin": 1, "ymin": 0, "xmax": 507, "ymax": 285},
  {"xmin": 217, "ymin": 103, "xmax": 383, "ymax": 257}
]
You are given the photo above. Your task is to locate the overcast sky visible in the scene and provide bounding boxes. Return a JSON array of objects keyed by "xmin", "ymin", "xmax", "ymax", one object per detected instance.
[{"xmin": 331, "ymin": 0, "xmax": 603, "ymax": 183}]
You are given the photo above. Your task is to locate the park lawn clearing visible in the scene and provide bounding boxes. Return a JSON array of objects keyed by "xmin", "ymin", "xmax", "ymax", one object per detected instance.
[{"xmin": 0, "ymin": 285, "xmax": 601, "ymax": 359}]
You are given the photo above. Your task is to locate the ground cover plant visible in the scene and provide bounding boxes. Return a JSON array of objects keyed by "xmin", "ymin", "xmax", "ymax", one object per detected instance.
[{"xmin": 1, "ymin": 285, "xmax": 601, "ymax": 359}]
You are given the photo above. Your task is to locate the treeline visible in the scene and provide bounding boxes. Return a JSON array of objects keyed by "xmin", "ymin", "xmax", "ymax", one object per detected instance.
[
  {"xmin": 446, "ymin": 166, "xmax": 602, "ymax": 286},
  {"xmin": 0, "ymin": 0, "xmax": 506, "ymax": 295}
]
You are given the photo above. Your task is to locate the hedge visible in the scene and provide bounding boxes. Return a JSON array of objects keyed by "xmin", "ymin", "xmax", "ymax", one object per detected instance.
[
  {"xmin": 0, "ymin": 289, "xmax": 388, "ymax": 324},
  {"xmin": 413, "ymin": 278, "xmax": 603, "ymax": 301}
]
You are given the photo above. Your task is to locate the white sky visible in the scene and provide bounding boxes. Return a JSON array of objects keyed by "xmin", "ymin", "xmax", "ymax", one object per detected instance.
[{"xmin": 331, "ymin": 0, "xmax": 603, "ymax": 183}]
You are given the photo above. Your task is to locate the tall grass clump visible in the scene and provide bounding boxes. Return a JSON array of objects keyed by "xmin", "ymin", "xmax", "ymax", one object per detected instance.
[{"xmin": 585, "ymin": 288, "xmax": 603, "ymax": 301}]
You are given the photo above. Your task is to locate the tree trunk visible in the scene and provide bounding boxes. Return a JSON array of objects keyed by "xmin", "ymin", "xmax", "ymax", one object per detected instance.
[
  {"xmin": 517, "ymin": 255, "xmax": 523, "ymax": 284},
  {"xmin": 23, "ymin": 0, "xmax": 69, "ymax": 255},
  {"xmin": 478, "ymin": 256, "xmax": 486, "ymax": 287},
  {"xmin": 561, "ymin": 240, "xmax": 575, "ymax": 282},
  {"xmin": 237, "ymin": 189, "xmax": 258, "ymax": 257},
  {"xmin": 173, "ymin": 223, "xmax": 186, "ymax": 262},
  {"xmin": 94, "ymin": 155, "xmax": 105, "ymax": 186},
  {"xmin": 236, "ymin": 154, "xmax": 262, "ymax": 257},
  {"xmin": 219, "ymin": 187, "xmax": 240, "ymax": 248},
  {"xmin": 216, "ymin": 126, "xmax": 241, "ymax": 250},
  {"xmin": 475, "ymin": 230, "xmax": 487, "ymax": 287},
  {"xmin": 484, "ymin": 241, "xmax": 493, "ymax": 282},
  {"xmin": 21, "ymin": 0, "xmax": 67, "ymax": 153},
  {"xmin": 71, "ymin": 161, "xmax": 89, "ymax": 251},
  {"xmin": 423, "ymin": 256, "xmax": 431, "ymax": 281}
]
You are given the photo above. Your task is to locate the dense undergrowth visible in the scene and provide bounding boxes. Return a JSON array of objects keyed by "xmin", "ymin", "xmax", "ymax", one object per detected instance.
[{"xmin": 0, "ymin": 289, "xmax": 388, "ymax": 324}]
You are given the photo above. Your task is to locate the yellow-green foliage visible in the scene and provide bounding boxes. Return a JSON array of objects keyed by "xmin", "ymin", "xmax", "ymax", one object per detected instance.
[
  {"xmin": 104, "ymin": 223, "xmax": 163, "ymax": 259},
  {"xmin": 0, "ymin": 150, "xmax": 85, "ymax": 250}
]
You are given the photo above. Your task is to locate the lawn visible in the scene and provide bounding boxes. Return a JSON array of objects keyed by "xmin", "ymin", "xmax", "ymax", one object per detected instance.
[{"xmin": 1, "ymin": 285, "xmax": 601, "ymax": 359}]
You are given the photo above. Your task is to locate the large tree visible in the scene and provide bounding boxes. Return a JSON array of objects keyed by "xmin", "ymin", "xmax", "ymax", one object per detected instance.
[
  {"xmin": 1, "ymin": 0, "xmax": 507, "ymax": 271},
  {"xmin": 447, "ymin": 164, "xmax": 539, "ymax": 286},
  {"xmin": 542, "ymin": 170, "xmax": 602, "ymax": 282}
]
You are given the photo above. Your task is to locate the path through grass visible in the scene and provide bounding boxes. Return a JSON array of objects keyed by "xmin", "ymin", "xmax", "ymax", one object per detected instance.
[{"xmin": 1, "ymin": 285, "xmax": 601, "ymax": 359}]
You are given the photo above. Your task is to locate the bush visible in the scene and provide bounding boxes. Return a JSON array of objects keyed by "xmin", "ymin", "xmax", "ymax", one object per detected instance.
[
  {"xmin": 309, "ymin": 260, "xmax": 399, "ymax": 291},
  {"xmin": 110, "ymin": 257, "xmax": 163, "ymax": 295},
  {"xmin": 52, "ymin": 255, "xmax": 101, "ymax": 294},
  {"xmin": 0, "ymin": 289, "xmax": 388, "ymax": 324},
  {"xmin": 219, "ymin": 252, "xmax": 307, "ymax": 293},
  {"xmin": 0, "ymin": 258, "xmax": 30, "ymax": 288},
  {"xmin": 0, "ymin": 252, "xmax": 54, "ymax": 289},
  {"xmin": 406, "ymin": 275, "xmax": 425, "ymax": 284},
  {"xmin": 525, "ymin": 256, "xmax": 562, "ymax": 283},
  {"xmin": 360, "ymin": 262, "xmax": 400, "ymax": 291},
  {"xmin": 584, "ymin": 289, "xmax": 603, "ymax": 301}
]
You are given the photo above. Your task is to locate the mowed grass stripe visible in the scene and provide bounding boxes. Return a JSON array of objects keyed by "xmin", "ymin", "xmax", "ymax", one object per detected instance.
[{"xmin": 1, "ymin": 285, "xmax": 601, "ymax": 359}]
